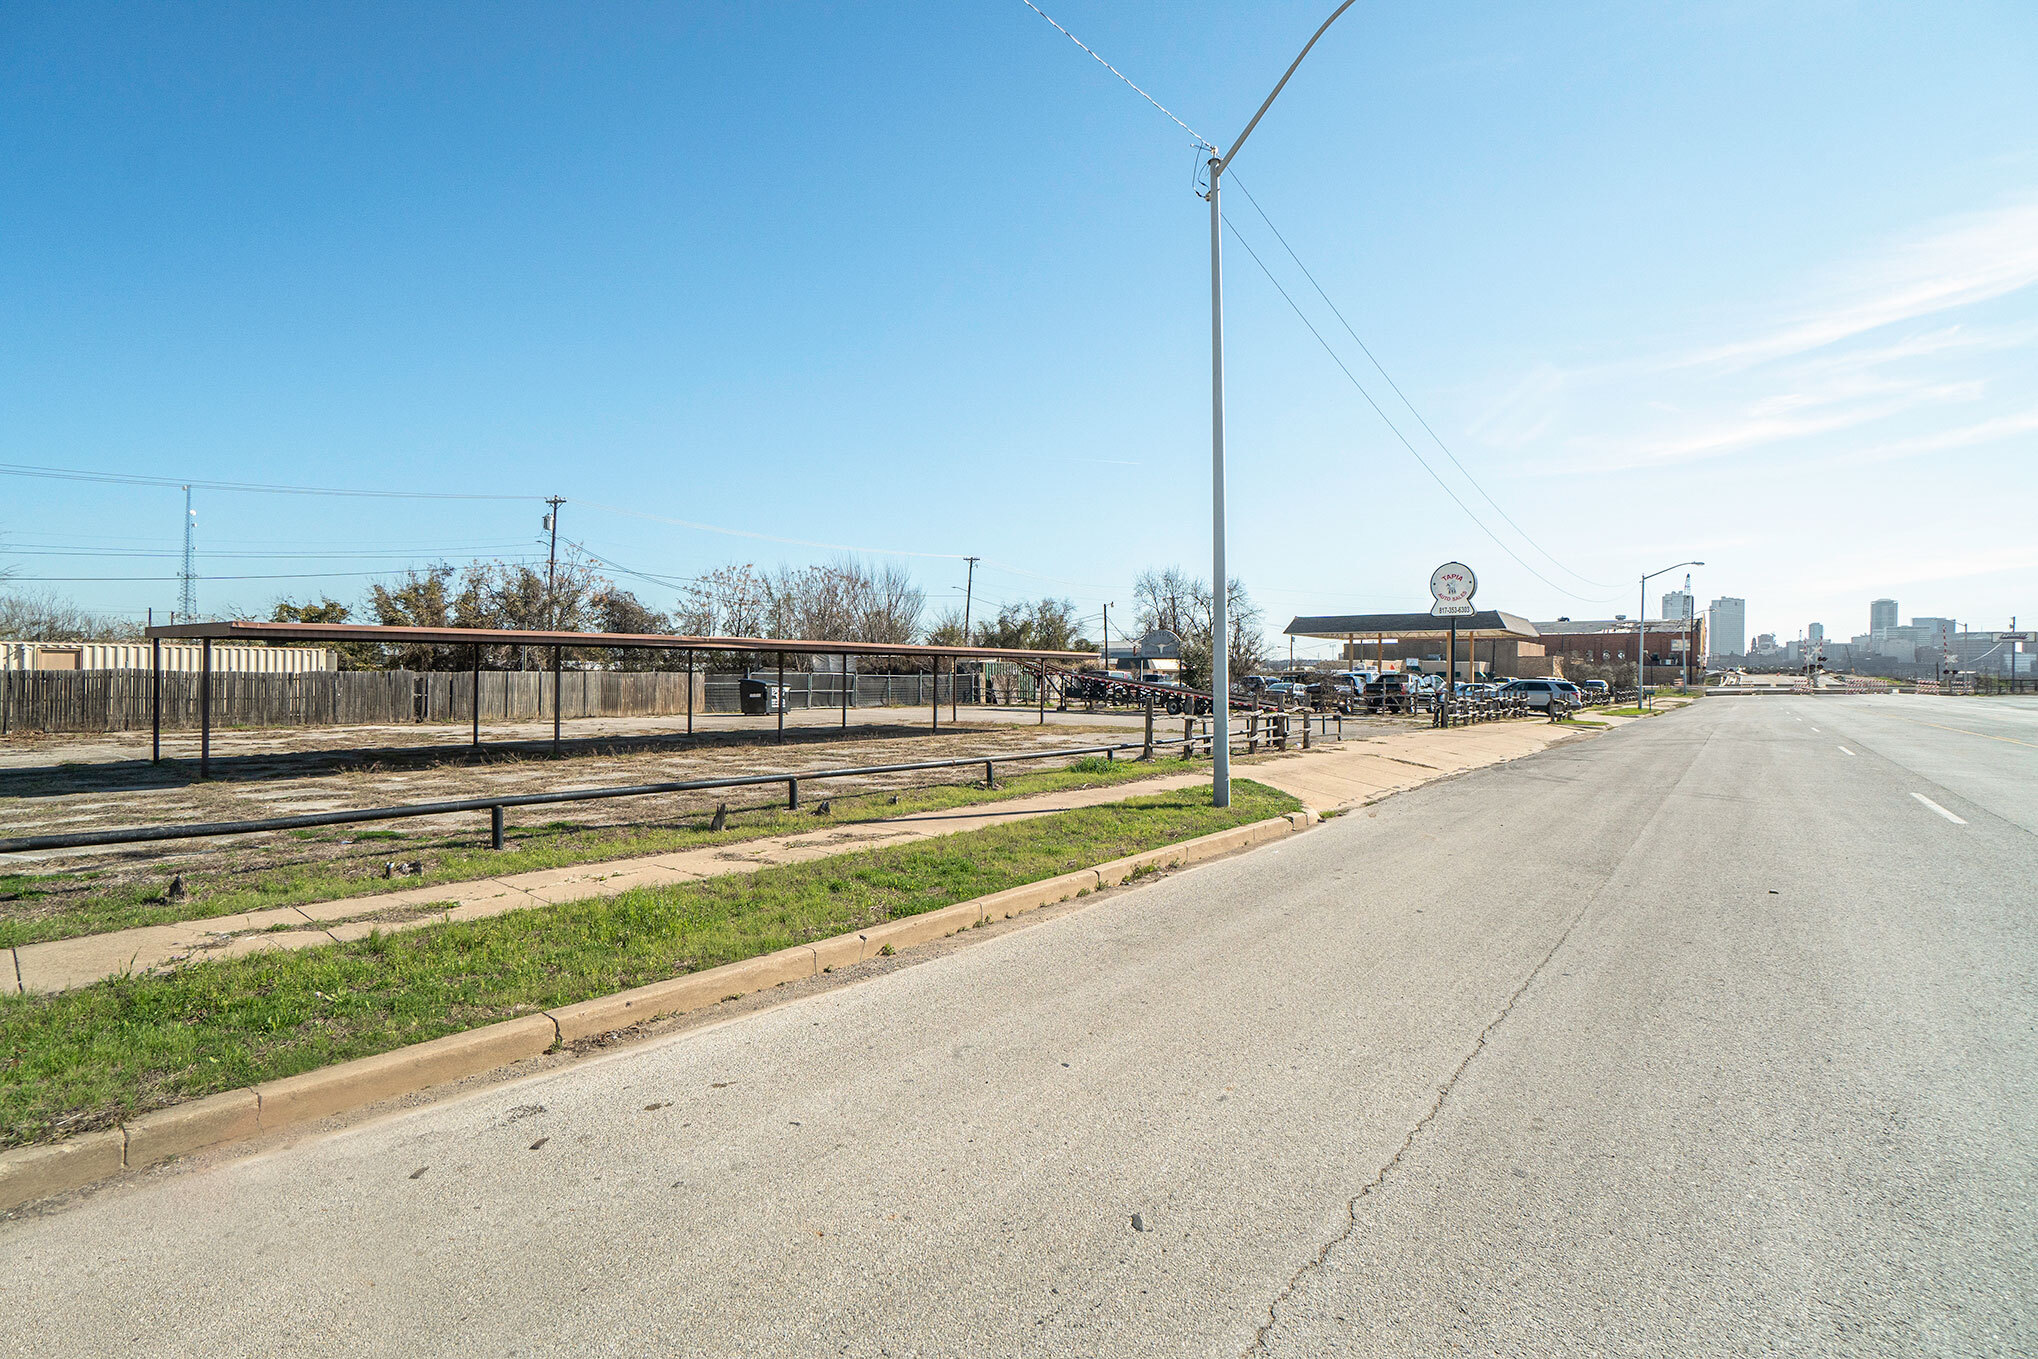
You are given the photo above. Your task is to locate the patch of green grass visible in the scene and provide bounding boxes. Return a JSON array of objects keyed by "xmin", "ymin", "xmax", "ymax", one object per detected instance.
[
  {"xmin": 0, "ymin": 779, "xmax": 1298, "ymax": 1147},
  {"xmin": 1598, "ymin": 706, "xmax": 1660, "ymax": 718},
  {"xmin": 0, "ymin": 756, "xmax": 1212, "ymax": 950}
]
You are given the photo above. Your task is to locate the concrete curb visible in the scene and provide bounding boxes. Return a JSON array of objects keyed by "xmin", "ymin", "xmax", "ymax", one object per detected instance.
[{"xmin": 0, "ymin": 812, "xmax": 1307, "ymax": 1213}]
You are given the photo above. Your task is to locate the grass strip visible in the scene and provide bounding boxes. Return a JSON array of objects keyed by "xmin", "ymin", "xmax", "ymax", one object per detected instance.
[
  {"xmin": 0, "ymin": 754, "xmax": 1205, "ymax": 949},
  {"xmin": 0, "ymin": 779, "xmax": 1298, "ymax": 1148}
]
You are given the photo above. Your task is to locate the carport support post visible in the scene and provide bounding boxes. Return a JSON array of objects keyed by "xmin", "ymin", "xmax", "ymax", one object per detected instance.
[
  {"xmin": 686, "ymin": 649, "xmax": 694, "ymax": 736},
  {"xmin": 550, "ymin": 644, "xmax": 562, "ymax": 756},
  {"xmin": 471, "ymin": 644, "xmax": 481, "ymax": 750},
  {"xmin": 199, "ymin": 636, "xmax": 212, "ymax": 778},
  {"xmin": 150, "ymin": 636, "xmax": 162, "ymax": 765},
  {"xmin": 1037, "ymin": 664, "xmax": 1046, "ymax": 725},
  {"xmin": 840, "ymin": 653, "xmax": 848, "ymax": 728},
  {"xmin": 776, "ymin": 652, "xmax": 785, "ymax": 744},
  {"xmin": 931, "ymin": 656, "xmax": 940, "ymax": 733}
]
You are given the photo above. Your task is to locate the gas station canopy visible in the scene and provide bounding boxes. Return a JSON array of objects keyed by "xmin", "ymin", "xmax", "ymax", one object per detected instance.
[{"xmin": 1283, "ymin": 611, "xmax": 1541, "ymax": 642}]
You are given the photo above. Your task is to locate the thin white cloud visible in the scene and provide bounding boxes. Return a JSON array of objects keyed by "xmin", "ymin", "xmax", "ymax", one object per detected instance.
[
  {"xmin": 1810, "ymin": 407, "xmax": 2038, "ymax": 469},
  {"xmin": 1682, "ymin": 197, "xmax": 2038, "ymax": 369},
  {"xmin": 1551, "ymin": 380, "xmax": 1982, "ymax": 474}
]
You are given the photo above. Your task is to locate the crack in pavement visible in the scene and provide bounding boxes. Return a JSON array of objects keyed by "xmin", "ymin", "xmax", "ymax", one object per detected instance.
[
  {"xmin": 1237, "ymin": 894, "xmax": 1592, "ymax": 1357},
  {"xmin": 1240, "ymin": 718, "xmax": 1721, "ymax": 1357}
]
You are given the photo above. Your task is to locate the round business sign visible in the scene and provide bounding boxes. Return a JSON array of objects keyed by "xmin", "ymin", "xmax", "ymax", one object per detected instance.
[{"xmin": 1429, "ymin": 562, "xmax": 1477, "ymax": 605}]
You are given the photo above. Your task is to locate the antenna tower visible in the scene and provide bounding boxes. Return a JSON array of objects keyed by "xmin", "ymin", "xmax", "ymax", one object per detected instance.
[{"xmin": 178, "ymin": 485, "xmax": 198, "ymax": 619}]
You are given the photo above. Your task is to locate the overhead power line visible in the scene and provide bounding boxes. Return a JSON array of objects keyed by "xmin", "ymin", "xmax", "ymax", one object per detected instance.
[
  {"xmin": 1016, "ymin": 1, "xmax": 1212, "ymax": 150},
  {"xmin": 1225, "ymin": 175, "xmax": 1622, "ymax": 590},
  {"xmin": 0, "ymin": 462, "xmax": 543, "ymax": 501},
  {"xmin": 9, "ymin": 564, "xmax": 541, "ymax": 584},
  {"xmin": 1014, "ymin": 8, "xmax": 1621, "ymax": 604},
  {"xmin": 573, "ymin": 500, "xmax": 971, "ymax": 562},
  {"xmin": 1, "ymin": 545, "xmax": 533, "ymax": 560},
  {"xmin": 1221, "ymin": 216, "xmax": 1622, "ymax": 605}
]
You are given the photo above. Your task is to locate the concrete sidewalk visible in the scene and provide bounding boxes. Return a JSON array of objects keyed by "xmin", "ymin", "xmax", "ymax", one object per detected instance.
[{"xmin": 7, "ymin": 717, "xmax": 1597, "ymax": 996}]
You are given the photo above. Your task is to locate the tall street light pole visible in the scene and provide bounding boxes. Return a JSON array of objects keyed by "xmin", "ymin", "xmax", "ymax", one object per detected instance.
[
  {"xmin": 1203, "ymin": 0, "xmax": 1356, "ymax": 808},
  {"xmin": 1641, "ymin": 560, "xmax": 1703, "ymax": 703}
]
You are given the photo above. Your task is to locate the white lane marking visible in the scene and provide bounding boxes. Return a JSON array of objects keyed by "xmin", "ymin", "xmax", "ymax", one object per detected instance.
[
  {"xmin": 1810, "ymin": 726, "xmax": 1821, "ymax": 733},
  {"xmin": 1911, "ymin": 792, "xmax": 1967, "ymax": 825},
  {"xmin": 1838, "ymin": 746, "xmax": 1856, "ymax": 756}
]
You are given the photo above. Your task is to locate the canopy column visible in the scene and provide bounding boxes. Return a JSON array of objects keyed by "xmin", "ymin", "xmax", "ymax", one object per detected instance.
[{"xmin": 199, "ymin": 637, "xmax": 213, "ymax": 778}]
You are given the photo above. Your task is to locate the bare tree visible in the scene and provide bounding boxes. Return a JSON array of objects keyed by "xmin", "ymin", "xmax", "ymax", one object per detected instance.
[
  {"xmin": 674, "ymin": 564, "xmax": 770, "ymax": 639},
  {"xmin": 1130, "ymin": 568, "xmax": 1267, "ymax": 689},
  {"xmin": 0, "ymin": 590, "xmax": 144, "ymax": 642}
]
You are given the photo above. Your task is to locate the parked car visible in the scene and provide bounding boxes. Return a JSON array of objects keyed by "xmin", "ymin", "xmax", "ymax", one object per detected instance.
[
  {"xmin": 1553, "ymin": 680, "xmax": 1585, "ymax": 705},
  {"xmin": 1501, "ymin": 679, "xmax": 1568, "ymax": 709},
  {"xmin": 1581, "ymin": 679, "xmax": 1610, "ymax": 699}
]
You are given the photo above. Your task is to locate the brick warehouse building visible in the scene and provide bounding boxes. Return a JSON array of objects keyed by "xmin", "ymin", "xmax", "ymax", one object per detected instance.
[{"xmin": 1534, "ymin": 617, "xmax": 1708, "ymax": 683}]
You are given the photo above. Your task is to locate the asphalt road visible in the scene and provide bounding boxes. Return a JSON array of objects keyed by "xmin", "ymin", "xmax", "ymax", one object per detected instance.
[{"xmin": 4, "ymin": 696, "xmax": 2032, "ymax": 1356}]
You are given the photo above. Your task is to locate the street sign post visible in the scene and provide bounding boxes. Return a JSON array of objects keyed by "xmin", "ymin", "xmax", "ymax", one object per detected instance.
[{"xmin": 1429, "ymin": 563, "xmax": 1477, "ymax": 724}]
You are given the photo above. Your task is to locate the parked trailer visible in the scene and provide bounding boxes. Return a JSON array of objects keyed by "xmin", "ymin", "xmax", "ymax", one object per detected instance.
[{"xmin": 1039, "ymin": 665, "xmax": 1280, "ymax": 717}]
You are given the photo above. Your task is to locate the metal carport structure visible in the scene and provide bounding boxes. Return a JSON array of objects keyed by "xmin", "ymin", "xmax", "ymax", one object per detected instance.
[
  {"xmin": 143, "ymin": 620, "xmax": 1096, "ymax": 777},
  {"xmin": 1283, "ymin": 611, "xmax": 1543, "ymax": 724}
]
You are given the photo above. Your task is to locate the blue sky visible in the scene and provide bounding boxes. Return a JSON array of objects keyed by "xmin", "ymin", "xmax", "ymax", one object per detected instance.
[{"xmin": 4, "ymin": 2, "xmax": 2034, "ymax": 653}]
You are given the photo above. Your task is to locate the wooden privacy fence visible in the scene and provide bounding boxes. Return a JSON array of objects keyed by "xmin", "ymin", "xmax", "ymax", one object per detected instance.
[
  {"xmin": 0, "ymin": 668, "xmax": 713, "ymax": 735},
  {"xmin": 0, "ymin": 667, "xmax": 1028, "ymax": 735}
]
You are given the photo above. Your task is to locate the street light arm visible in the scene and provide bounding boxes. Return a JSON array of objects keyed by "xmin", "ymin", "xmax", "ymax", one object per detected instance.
[
  {"xmin": 1642, "ymin": 559, "xmax": 1704, "ymax": 584},
  {"xmin": 1212, "ymin": 0, "xmax": 1357, "ymax": 178}
]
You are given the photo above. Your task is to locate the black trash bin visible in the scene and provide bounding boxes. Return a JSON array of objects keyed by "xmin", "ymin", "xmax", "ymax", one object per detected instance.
[{"xmin": 739, "ymin": 678, "xmax": 784, "ymax": 716}]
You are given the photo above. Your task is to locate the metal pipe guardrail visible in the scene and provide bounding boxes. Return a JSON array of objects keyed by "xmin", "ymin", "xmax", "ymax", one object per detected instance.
[{"xmin": 0, "ymin": 724, "xmax": 1338, "ymax": 857}]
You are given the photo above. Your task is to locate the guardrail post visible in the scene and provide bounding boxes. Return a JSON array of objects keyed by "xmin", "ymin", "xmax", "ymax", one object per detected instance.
[
  {"xmin": 984, "ymin": 759, "xmax": 994, "ymax": 787},
  {"xmin": 1183, "ymin": 716, "xmax": 1194, "ymax": 758},
  {"xmin": 490, "ymin": 804, "xmax": 504, "ymax": 850},
  {"xmin": 1302, "ymin": 712, "xmax": 1311, "ymax": 749},
  {"xmin": 788, "ymin": 776, "xmax": 799, "ymax": 810},
  {"xmin": 1143, "ymin": 699, "xmax": 1154, "ymax": 760}
]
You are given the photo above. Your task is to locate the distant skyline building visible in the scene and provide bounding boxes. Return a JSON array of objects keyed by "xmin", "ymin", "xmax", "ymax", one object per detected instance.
[
  {"xmin": 1808, "ymin": 622, "xmax": 1824, "ymax": 643},
  {"xmin": 1870, "ymin": 598, "xmax": 1898, "ymax": 636},
  {"xmin": 1661, "ymin": 590, "xmax": 1695, "ymax": 622},
  {"xmin": 1914, "ymin": 617, "xmax": 1956, "ymax": 655},
  {"xmin": 1706, "ymin": 596, "xmax": 1746, "ymax": 658}
]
